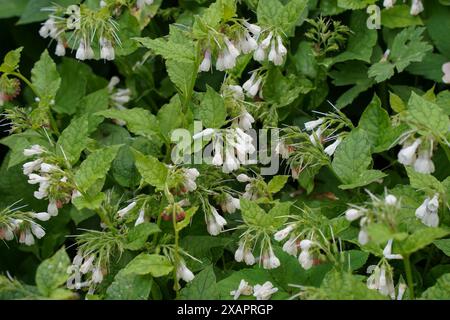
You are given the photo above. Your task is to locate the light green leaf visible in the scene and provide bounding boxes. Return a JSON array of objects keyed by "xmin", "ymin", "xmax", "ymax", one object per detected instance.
[
  {"xmin": 421, "ymin": 274, "xmax": 450, "ymax": 299},
  {"xmin": 96, "ymin": 108, "xmax": 160, "ymax": 140},
  {"xmin": 176, "ymin": 206, "xmax": 198, "ymax": 232},
  {"xmin": 381, "ymin": 5, "xmax": 423, "ymax": 28},
  {"xmin": 257, "ymin": 0, "xmax": 308, "ymax": 36},
  {"xmin": 0, "ymin": 47, "xmax": 23, "ymax": 73},
  {"xmin": 267, "ymin": 175, "xmax": 289, "ymax": 194},
  {"xmin": 197, "ymin": 86, "xmax": 227, "ymax": 128},
  {"xmin": 337, "ymin": 0, "xmax": 376, "ymax": 9},
  {"xmin": 434, "ymin": 239, "xmax": 450, "ymax": 257},
  {"xmin": 179, "ymin": 265, "xmax": 219, "ymax": 299},
  {"xmin": 406, "ymin": 167, "xmax": 445, "ymax": 195},
  {"xmin": 389, "ymin": 92, "xmax": 406, "ymax": 113},
  {"xmin": 106, "ymin": 269, "xmax": 152, "ymax": 300},
  {"xmin": 358, "ymin": 94, "xmax": 404, "ymax": 152},
  {"xmin": 333, "ymin": 11, "xmax": 377, "ymax": 64},
  {"xmin": 75, "ymin": 145, "xmax": 121, "ymax": 192},
  {"xmin": 125, "ymin": 223, "xmax": 161, "ymax": 251},
  {"xmin": 132, "ymin": 149, "xmax": 168, "ymax": 189},
  {"xmin": 35, "ymin": 247, "xmax": 71, "ymax": 297},
  {"xmin": 77, "ymin": 88, "xmax": 110, "ymax": 133},
  {"xmin": 0, "ymin": 0, "xmax": 28, "ymax": 19},
  {"xmin": 401, "ymin": 228, "xmax": 450, "ymax": 255},
  {"xmin": 56, "ymin": 116, "xmax": 89, "ymax": 165},
  {"xmin": 406, "ymin": 92, "xmax": 450, "ymax": 137},
  {"xmin": 332, "ymin": 128, "xmax": 386, "ymax": 189},
  {"xmin": 31, "ymin": 50, "xmax": 61, "ymax": 100},
  {"xmin": 123, "ymin": 253, "xmax": 173, "ymax": 277}
]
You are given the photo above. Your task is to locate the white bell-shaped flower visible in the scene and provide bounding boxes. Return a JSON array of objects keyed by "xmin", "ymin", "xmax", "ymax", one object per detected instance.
[{"xmin": 397, "ymin": 139, "xmax": 421, "ymax": 165}]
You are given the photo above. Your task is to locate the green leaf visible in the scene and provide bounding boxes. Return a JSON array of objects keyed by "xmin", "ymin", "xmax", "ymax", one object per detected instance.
[
  {"xmin": 389, "ymin": 92, "xmax": 406, "ymax": 113},
  {"xmin": 166, "ymin": 59, "xmax": 197, "ymax": 102},
  {"xmin": 421, "ymin": 274, "xmax": 450, "ymax": 300},
  {"xmin": 96, "ymin": 108, "xmax": 160, "ymax": 140},
  {"xmin": 0, "ymin": 47, "xmax": 23, "ymax": 73},
  {"xmin": 35, "ymin": 247, "xmax": 70, "ymax": 297},
  {"xmin": 0, "ymin": 0, "xmax": 28, "ymax": 19},
  {"xmin": 337, "ymin": 0, "xmax": 376, "ymax": 9},
  {"xmin": 56, "ymin": 115, "xmax": 89, "ymax": 165},
  {"xmin": 381, "ymin": 5, "xmax": 423, "ymax": 28},
  {"xmin": 400, "ymin": 228, "xmax": 450, "ymax": 255},
  {"xmin": 434, "ymin": 239, "xmax": 450, "ymax": 256},
  {"xmin": 309, "ymin": 270, "xmax": 387, "ymax": 300},
  {"xmin": 134, "ymin": 37, "xmax": 195, "ymax": 63},
  {"xmin": 31, "ymin": 50, "xmax": 61, "ymax": 100},
  {"xmin": 179, "ymin": 265, "xmax": 219, "ymax": 299},
  {"xmin": 358, "ymin": 94, "xmax": 403, "ymax": 152},
  {"xmin": 262, "ymin": 68, "xmax": 307, "ymax": 108},
  {"xmin": 267, "ymin": 175, "xmax": 289, "ymax": 194},
  {"xmin": 406, "ymin": 92, "xmax": 450, "ymax": 137},
  {"xmin": 369, "ymin": 27, "xmax": 432, "ymax": 83},
  {"xmin": 132, "ymin": 149, "xmax": 168, "ymax": 189},
  {"xmin": 240, "ymin": 198, "xmax": 290, "ymax": 229},
  {"xmin": 75, "ymin": 145, "xmax": 121, "ymax": 192},
  {"xmin": 53, "ymin": 58, "xmax": 91, "ymax": 115},
  {"xmin": 176, "ymin": 206, "xmax": 198, "ymax": 232},
  {"xmin": 257, "ymin": 0, "xmax": 308, "ymax": 36},
  {"xmin": 157, "ymin": 96, "xmax": 184, "ymax": 141},
  {"xmin": 105, "ymin": 269, "xmax": 152, "ymax": 300},
  {"xmin": 18, "ymin": 0, "xmax": 79, "ymax": 24},
  {"xmin": 197, "ymin": 86, "xmax": 227, "ymax": 128},
  {"xmin": 333, "ymin": 11, "xmax": 377, "ymax": 64},
  {"xmin": 125, "ymin": 223, "xmax": 161, "ymax": 251},
  {"xmin": 426, "ymin": 2, "xmax": 450, "ymax": 57},
  {"xmin": 332, "ymin": 128, "xmax": 386, "ymax": 189},
  {"xmin": 342, "ymin": 250, "xmax": 369, "ymax": 271},
  {"xmin": 406, "ymin": 167, "xmax": 445, "ymax": 195},
  {"xmin": 123, "ymin": 253, "xmax": 173, "ymax": 277}
]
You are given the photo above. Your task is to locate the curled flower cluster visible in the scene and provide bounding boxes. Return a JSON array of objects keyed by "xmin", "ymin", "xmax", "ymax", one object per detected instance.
[
  {"xmin": 415, "ymin": 194, "xmax": 440, "ymax": 227},
  {"xmin": 39, "ymin": 4, "xmax": 119, "ymax": 61},
  {"xmin": 397, "ymin": 138, "xmax": 435, "ymax": 174},
  {"xmin": 198, "ymin": 21, "xmax": 287, "ymax": 73},
  {"xmin": 0, "ymin": 209, "xmax": 49, "ymax": 246},
  {"xmin": 230, "ymin": 279, "xmax": 278, "ymax": 300},
  {"xmin": 23, "ymin": 145, "xmax": 75, "ymax": 216},
  {"xmin": 67, "ymin": 251, "xmax": 105, "ymax": 294}
]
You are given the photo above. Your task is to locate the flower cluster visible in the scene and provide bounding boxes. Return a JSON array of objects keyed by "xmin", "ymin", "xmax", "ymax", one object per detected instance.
[
  {"xmin": 230, "ymin": 279, "xmax": 278, "ymax": 300},
  {"xmin": 397, "ymin": 137, "xmax": 435, "ymax": 174},
  {"xmin": 415, "ymin": 194, "xmax": 440, "ymax": 227},
  {"xmin": 198, "ymin": 21, "xmax": 287, "ymax": 73},
  {"xmin": 67, "ymin": 251, "xmax": 105, "ymax": 294},
  {"xmin": 38, "ymin": 4, "xmax": 119, "ymax": 61}
]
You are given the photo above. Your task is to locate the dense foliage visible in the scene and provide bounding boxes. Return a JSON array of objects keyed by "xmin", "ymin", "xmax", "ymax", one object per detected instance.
[{"xmin": 0, "ymin": 0, "xmax": 449, "ymax": 300}]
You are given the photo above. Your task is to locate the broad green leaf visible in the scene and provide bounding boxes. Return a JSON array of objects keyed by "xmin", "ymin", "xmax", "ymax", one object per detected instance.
[
  {"xmin": 53, "ymin": 58, "xmax": 90, "ymax": 115},
  {"xmin": 342, "ymin": 250, "xmax": 369, "ymax": 271},
  {"xmin": 406, "ymin": 92, "xmax": 450, "ymax": 137},
  {"xmin": 197, "ymin": 86, "xmax": 227, "ymax": 128},
  {"xmin": 406, "ymin": 167, "xmax": 445, "ymax": 195},
  {"xmin": 132, "ymin": 149, "xmax": 168, "ymax": 189},
  {"xmin": 262, "ymin": 68, "xmax": 307, "ymax": 108},
  {"xmin": 192, "ymin": 0, "xmax": 237, "ymax": 37},
  {"xmin": 74, "ymin": 145, "xmax": 121, "ymax": 192},
  {"xmin": 18, "ymin": 0, "xmax": 79, "ymax": 24},
  {"xmin": 337, "ymin": 0, "xmax": 376, "ymax": 9},
  {"xmin": 333, "ymin": 11, "xmax": 377, "ymax": 64},
  {"xmin": 105, "ymin": 269, "xmax": 152, "ymax": 300},
  {"xmin": 240, "ymin": 198, "xmax": 272, "ymax": 228},
  {"xmin": 123, "ymin": 253, "xmax": 173, "ymax": 277},
  {"xmin": 31, "ymin": 50, "xmax": 61, "ymax": 100},
  {"xmin": 157, "ymin": 96, "xmax": 184, "ymax": 141},
  {"xmin": 0, "ymin": 0, "xmax": 28, "ymax": 19},
  {"xmin": 166, "ymin": 59, "xmax": 197, "ymax": 102},
  {"xmin": 77, "ymin": 88, "xmax": 110, "ymax": 133},
  {"xmin": 389, "ymin": 92, "xmax": 406, "ymax": 113},
  {"xmin": 96, "ymin": 108, "xmax": 160, "ymax": 140},
  {"xmin": 407, "ymin": 53, "xmax": 449, "ymax": 83},
  {"xmin": 307, "ymin": 270, "xmax": 386, "ymax": 300},
  {"xmin": 400, "ymin": 228, "xmax": 450, "ymax": 255},
  {"xmin": 35, "ymin": 247, "xmax": 71, "ymax": 297},
  {"xmin": 421, "ymin": 274, "xmax": 450, "ymax": 300},
  {"xmin": 56, "ymin": 115, "xmax": 89, "ymax": 165},
  {"xmin": 125, "ymin": 223, "xmax": 161, "ymax": 251},
  {"xmin": 381, "ymin": 5, "xmax": 423, "ymax": 28},
  {"xmin": 332, "ymin": 128, "xmax": 386, "ymax": 189},
  {"xmin": 257, "ymin": 0, "xmax": 308, "ymax": 36},
  {"xmin": 369, "ymin": 27, "xmax": 432, "ymax": 83},
  {"xmin": 0, "ymin": 47, "xmax": 23, "ymax": 73},
  {"xmin": 358, "ymin": 94, "xmax": 403, "ymax": 152},
  {"xmin": 134, "ymin": 37, "xmax": 195, "ymax": 63},
  {"xmin": 434, "ymin": 239, "xmax": 450, "ymax": 257},
  {"xmin": 426, "ymin": 1, "xmax": 450, "ymax": 57},
  {"xmin": 179, "ymin": 265, "xmax": 219, "ymax": 299},
  {"xmin": 267, "ymin": 201, "xmax": 291, "ymax": 229},
  {"xmin": 267, "ymin": 175, "xmax": 289, "ymax": 194}
]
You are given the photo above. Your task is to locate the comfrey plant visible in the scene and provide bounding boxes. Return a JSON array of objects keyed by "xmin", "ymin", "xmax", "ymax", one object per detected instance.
[{"xmin": 0, "ymin": 0, "xmax": 449, "ymax": 301}]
